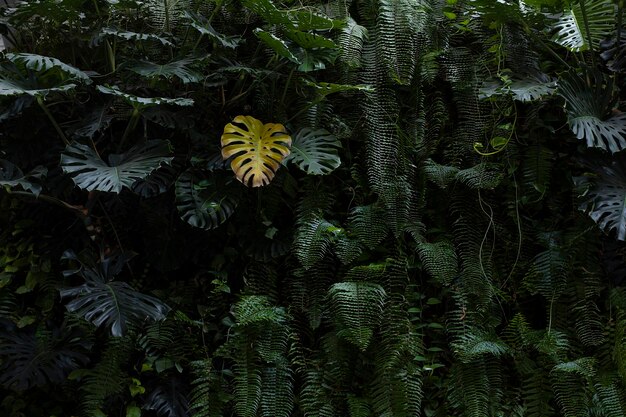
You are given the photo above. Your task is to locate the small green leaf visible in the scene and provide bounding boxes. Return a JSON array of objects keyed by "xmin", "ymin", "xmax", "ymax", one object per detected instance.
[
  {"xmin": 126, "ymin": 405, "xmax": 142, "ymax": 417},
  {"xmin": 444, "ymin": 11, "xmax": 457, "ymax": 19},
  {"xmin": 16, "ymin": 315, "xmax": 36, "ymax": 328}
]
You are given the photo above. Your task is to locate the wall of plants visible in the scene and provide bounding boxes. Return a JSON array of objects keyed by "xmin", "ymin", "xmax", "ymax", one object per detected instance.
[{"xmin": 0, "ymin": 0, "xmax": 625, "ymax": 416}]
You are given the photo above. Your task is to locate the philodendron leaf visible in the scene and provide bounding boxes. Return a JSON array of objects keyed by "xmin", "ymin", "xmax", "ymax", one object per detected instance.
[
  {"xmin": 127, "ymin": 57, "xmax": 203, "ymax": 84},
  {"xmin": 61, "ymin": 140, "xmax": 173, "ymax": 193},
  {"xmin": 0, "ymin": 160, "xmax": 47, "ymax": 196},
  {"xmin": 96, "ymin": 85, "xmax": 194, "ymax": 108},
  {"xmin": 559, "ymin": 71, "xmax": 626, "ymax": 153},
  {"xmin": 579, "ymin": 155, "xmax": 626, "ymax": 241},
  {"xmin": 221, "ymin": 115, "xmax": 292, "ymax": 187},
  {"xmin": 551, "ymin": 0, "xmax": 615, "ymax": 52},
  {"xmin": 0, "ymin": 77, "xmax": 76, "ymax": 97},
  {"xmin": 175, "ymin": 170, "xmax": 238, "ymax": 230},
  {"xmin": 6, "ymin": 53, "xmax": 92, "ymax": 84},
  {"xmin": 97, "ymin": 28, "xmax": 174, "ymax": 46},
  {"xmin": 284, "ymin": 128, "xmax": 341, "ymax": 175},
  {"xmin": 185, "ymin": 11, "xmax": 242, "ymax": 49},
  {"xmin": 253, "ymin": 29, "xmax": 300, "ymax": 64},
  {"xmin": 60, "ymin": 252, "xmax": 170, "ymax": 337}
]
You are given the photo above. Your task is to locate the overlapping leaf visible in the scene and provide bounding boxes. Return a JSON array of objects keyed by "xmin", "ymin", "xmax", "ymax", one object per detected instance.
[
  {"xmin": 284, "ymin": 128, "xmax": 341, "ymax": 175},
  {"xmin": 60, "ymin": 252, "xmax": 170, "ymax": 337},
  {"xmin": 61, "ymin": 140, "xmax": 173, "ymax": 193},
  {"xmin": 0, "ymin": 160, "xmax": 46, "ymax": 196},
  {"xmin": 175, "ymin": 170, "xmax": 238, "ymax": 230},
  {"xmin": 559, "ymin": 70, "xmax": 626, "ymax": 153},
  {"xmin": 221, "ymin": 115, "xmax": 292, "ymax": 187},
  {"xmin": 579, "ymin": 155, "xmax": 626, "ymax": 240},
  {"xmin": 551, "ymin": 0, "xmax": 615, "ymax": 52}
]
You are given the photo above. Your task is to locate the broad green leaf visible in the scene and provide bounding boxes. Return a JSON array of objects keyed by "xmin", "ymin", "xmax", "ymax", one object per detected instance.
[
  {"xmin": 241, "ymin": 0, "xmax": 293, "ymax": 26},
  {"xmin": 96, "ymin": 85, "xmax": 194, "ymax": 107},
  {"xmin": 127, "ymin": 58, "xmax": 203, "ymax": 84},
  {"xmin": 221, "ymin": 115, "xmax": 292, "ymax": 187},
  {"xmin": 0, "ymin": 77, "xmax": 76, "ymax": 97},
  {"xmin": 98, "ymin": 27, "xmax": 174, "ymax": 46},
  {"xmin": 0, "ymin": 160, "xmax": 47, "ymax": 196},
  {"xmin": 60, "ymin": 275, "xmax": 169, "ymax": 338},
  {"xmin": 185, "ymin": 11, "xmax": 242, "ymax": 49},
  {"xmin": 579, "ymin": 156, "xmax": 626, "ymax": 240},
  {"xmin": 6, "ymin": 53, "xmax": 92, "ymax": 84},
  {"xmin": 284, "ymin": 30, "xmax": 337, "ymax": 49},
  {"xmin": 61, "ymin": 140, "xmax": 173, "ymax": 193},
  {"xmin": 253, "ymin": 29, "xmax": 300, "ymax": 64},
  {"xmin": 551, "ymin": 0, "xmax": 615, "ymax": 52},
  {"xmin": 302, "ymin": 80, "xmax": 373, "ymax": 97},
  {"xmin": 175, "ymin": 170, "xmax": 238, "ymax": 230},
  {"xmin": 559, "ymin": 70, "xmax": 626, "ymax": 153},
  {"xmin": 284, "ymin": 128, "xmax": 341, "ymax": 175},
  {"xmin": 508, "ymin": 78, "xmax": 556, "ymax": 102}
]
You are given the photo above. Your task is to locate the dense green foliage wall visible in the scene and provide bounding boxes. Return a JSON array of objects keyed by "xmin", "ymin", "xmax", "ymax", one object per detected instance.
[{"xmin": 1, "ymin": 0, "xmax": 626, "ymax": 416}]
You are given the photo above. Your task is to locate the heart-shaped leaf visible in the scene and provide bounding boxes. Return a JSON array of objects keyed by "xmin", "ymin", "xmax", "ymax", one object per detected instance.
[
  {"xmin": 284, "ymin": 128, "xmax": 341, "ymax": 175},
  {"xmin": 175, "ymin": 170, "xmax": 238, "ymax": 229},
  {"xmin": 61, "ymin": 140, "xmax": 173, "ymax": 193},
  {"xmin": 221, "ymin": 115, "xmax": 292, "ymax": 187}
]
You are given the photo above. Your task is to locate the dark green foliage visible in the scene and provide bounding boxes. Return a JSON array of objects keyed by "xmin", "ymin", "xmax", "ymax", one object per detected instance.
[{"xmin": 1, "ymin": 0, "xmax": 625, "ymax": 416}]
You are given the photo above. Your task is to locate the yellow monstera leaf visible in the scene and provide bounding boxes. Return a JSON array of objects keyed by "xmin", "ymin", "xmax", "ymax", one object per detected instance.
[{"xmin": 221, "ymin": 115, "xmax": 292, "ymax": 187}]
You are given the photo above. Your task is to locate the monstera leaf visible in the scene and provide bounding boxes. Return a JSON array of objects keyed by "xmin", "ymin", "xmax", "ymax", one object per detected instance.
[
  {"xmin": 175, "ymin": 170, "xmax": 238, "ymax": 229},
  {"xmin": 221, "ymin": 115, "xmax": 292, "ymax": 187},
  {"xmin": 127, "ymin": 57, "xmax": 204, "ymax": 84},
  {"xmin": 579, "ymin": 155, "xmax": 626, "ymax": 241},
  {"xmin": 96, "ymin": 85, "xmax": 194, "ymax": 108},
  {"xmin": 61, "ymin": 140, "xmax": 173, "ymax": 193},
  {"xmin": 551, "ymin": 0, "xmax": 615, "ymax": 52},
  {"xmin": 284, "ymin": 128, "xmax": 341, "ymax": 175},
  {"xmin": 559, "ymin": 70, "xmax": 626, "ymax": 153},
  {"xmin": 6, "ymin": 53, "xmax": 92, "ymax": 84},
  {"xmin": 60, "ymin": 252, "xmax": 170, "ymax": 337},
  {"xmin": 0, "ymin": 160, "xmax": 47, "ymax": 196},
  {"xmin": 0, "ymin": 324, "xmax": 91, "ymax": 391}
]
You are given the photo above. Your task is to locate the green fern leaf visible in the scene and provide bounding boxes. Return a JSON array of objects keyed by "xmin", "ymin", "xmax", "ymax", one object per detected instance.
[{"xmin": 329, "ymin": 281, "xmax": 386, "ymax": 350}]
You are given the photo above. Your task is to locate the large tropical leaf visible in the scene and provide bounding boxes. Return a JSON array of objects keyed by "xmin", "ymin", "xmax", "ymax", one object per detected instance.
[
  {"xmin": 0, "ymin": 75, "xmax": 76, "ymax": 97},
  {"xmin": 221, "ymin": 115, "xmax": 292, "ymax": 187},
  {"xmin": 0, "ymin": 160, "xmax": 46, "ymax": 196},
  {"xmin": 184, "ymin": 11, "xmax": 242, "ymax": 49},
  {"xmin": 61, "ymin": 140, "xmax": 173, "ymax": 193},
  {"xmin": 559, "ymin": 70, "xmax": 626, "ymax": 153},
  {"xmin": 551, "ymin": 0, "xmax": 615, "ymax": 52},
  {"xmin": 578, "ymin": 155, "xmax": 626, "ymax": 240},
  {"xmin": 143, "ymin": 378, "xmax": 189, "ymax": 417},
  {"xmin": 127, "ymin": 57, "xmax": 203, "ymax": 84},
  {"xmin": 253, "ymin": 29, "xmax": 300, "ymax": 64},
  {"xmin": 175, "ymin": 170, "xmax": 238, "ymax": 229},
  {"xmin": 96, "ymin": 85, "xmax": 194, "ymax": 108},
  {"xmin": 96, "ymin": 28, "xmax": 174, "ymax": 46},
  {"xmin": 6, "ymin": 53, "xmax": 92, "ymax": 84},
  {"xmin": 284, "ymin": 128, "xmax": 341, "ymax": 175},
  {"xmin": 0, "ymin": 324, "xmax": 91, "ymax": 391},
  {"xmin": 60, "ymin": 252, "xmax": 170, "ymax": 337}
]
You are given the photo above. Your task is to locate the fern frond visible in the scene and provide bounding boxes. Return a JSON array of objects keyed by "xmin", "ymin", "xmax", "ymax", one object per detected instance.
[{"xmin": 329, "ymin": 281, "xmax": 386, "ymax": 351}]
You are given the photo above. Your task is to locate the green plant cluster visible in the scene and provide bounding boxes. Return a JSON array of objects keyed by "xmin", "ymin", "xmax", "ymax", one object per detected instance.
[{"xmin": 0, "ymin": 0, "xmax": 625, "ymax": 416}]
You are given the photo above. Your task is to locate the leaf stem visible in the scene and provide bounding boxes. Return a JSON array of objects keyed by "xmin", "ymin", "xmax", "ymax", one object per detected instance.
[
  {"xmin": 119, "ymin": 108, "xmax": 141, "ymax": 151},
  {"xmin": 280, "ymin": 67, "xmax": 296, "ymax": 107},
  {"xmin": 579, "ymin": 0, "xmax": 596, "ymax": 66},
  {"xmin": 7, "ymin": 190, "xmax": 85, "ymax": 216},
  {"xmin": 36, "ymin": 96, "xmax": 70, "ymax": 146}
]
